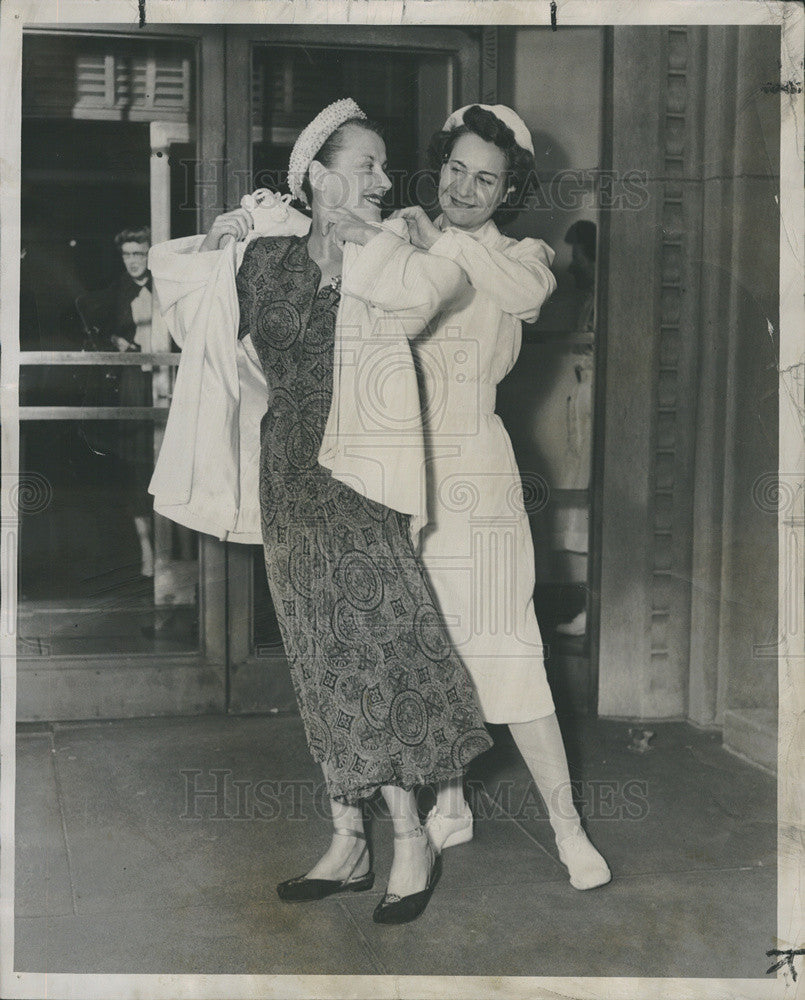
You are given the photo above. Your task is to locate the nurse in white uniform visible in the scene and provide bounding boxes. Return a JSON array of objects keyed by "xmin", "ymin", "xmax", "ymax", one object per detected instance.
[{"xmin": 393, "ymin": 104, "xmax": 610, "ymax": 890}]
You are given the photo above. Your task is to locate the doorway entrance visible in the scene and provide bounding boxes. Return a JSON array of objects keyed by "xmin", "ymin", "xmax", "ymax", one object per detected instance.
[
  {"xmin": 16, "ymin": 24, "xmax": 604, "ymax": 722},
  {"xmin": 15, "ymin": 24, "xmax": 486, "ymax": 721},
  {"xmin": 17, "ymin": 28, "xmax": 227, "ymax": 720},
  {"xmin": 220, "ymin": 26, "xmax": 470, "ymax": 711}
]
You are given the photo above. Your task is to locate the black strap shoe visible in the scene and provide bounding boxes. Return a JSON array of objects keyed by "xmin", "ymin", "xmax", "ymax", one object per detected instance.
[
  {"xmin": 372, "ymin": 826, "xmax": 442, "ymax": 925},
  {"xmin": 277, "ymin": 827, "xmax": 374, "ymax": 902}
]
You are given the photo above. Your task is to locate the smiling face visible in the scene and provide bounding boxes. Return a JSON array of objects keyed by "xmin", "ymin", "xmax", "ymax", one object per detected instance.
[
  {"xmin": 438, "ymin": 131, "xmax": 512, "ymax": 231},
  {"xmin": 311, "ymin": 124, "xmax": 391, "ymax": 223}
]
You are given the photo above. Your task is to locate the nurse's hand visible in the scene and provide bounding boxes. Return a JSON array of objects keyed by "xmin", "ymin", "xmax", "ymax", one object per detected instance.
[
  {"xmin": 200, "ymin": 207, "xmax": 255, "ymax": 251},
  {"xmin": 328, "ymin": 208, "xmax": 382, "ymax": 247},
  {"xmin": 390, "ymin": 206, "xmax": 441, "ymax": 250}
]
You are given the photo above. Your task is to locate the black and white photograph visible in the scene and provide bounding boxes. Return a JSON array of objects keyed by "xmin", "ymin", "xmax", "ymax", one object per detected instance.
[{"xmin": 0, "ymin": 1, "xmax": 802, "ymax": 997}]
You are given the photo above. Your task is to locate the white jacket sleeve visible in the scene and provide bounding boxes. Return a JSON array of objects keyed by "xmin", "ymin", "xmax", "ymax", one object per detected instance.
[
  {"xmin": 427, "ymin": 229, "xmax": 557, "ymax": 323},
  {"xmin": 148, "ymin": 235, "xmax": 263, "ymax": 348},
  {"xmin": 342, "ymin": 221, "xmax": 468, "ymax": 332},
  {"xmin": 148, "ymin": 236, "xmax": 267, "ymax": 543}
]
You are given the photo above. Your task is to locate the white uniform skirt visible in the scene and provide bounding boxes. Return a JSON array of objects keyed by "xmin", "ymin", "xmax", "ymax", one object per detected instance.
[{"xmin": 417, "ymin": 388, "xmax": 555, "ymax": 724}]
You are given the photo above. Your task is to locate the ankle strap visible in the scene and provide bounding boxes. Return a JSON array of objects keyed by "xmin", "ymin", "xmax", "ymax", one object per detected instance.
[
  {"xmin": 394, "ymin": 825, "xmax": 425, "ymax": 841},
  {"xmin": 333, "ymin": 826, "xmax": 366, "ymax": 840}
]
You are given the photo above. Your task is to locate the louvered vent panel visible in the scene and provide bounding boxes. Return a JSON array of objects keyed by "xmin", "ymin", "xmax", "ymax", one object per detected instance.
[
  {"xmin": 290, "ymin": 55, "xmax": 336, "ymax": 118},
  {"xmin": 260, "ymin": 52, "xmax": 339, "ymax": 132},
  {"xmin": 152, "ymin": 60, "xmax": 190, "ymax": 109},
  {"xmin": 252, "ymin": 61, "xmax": 265, "ymax": 141},
  {"xmin": 75, "ymin": 55, "xmax": 108, "ymax": 103},
  {"xmin": 131, "ymin": 59, "xmax": 148, "ymax": 102},
  {"xmin": 115, "ymin": 59, "xmax": 131, "ymax": 104},
  {"xmin": 252, "ymin": 62, "xmax": 264, "ymax": 126},
  {"xmin": 252, "ymin": 48, "xmax": 418, "ymax": 147},
  {"xmin": 23, "ymin": 34, "xmax": 192, "ymax": 122}
]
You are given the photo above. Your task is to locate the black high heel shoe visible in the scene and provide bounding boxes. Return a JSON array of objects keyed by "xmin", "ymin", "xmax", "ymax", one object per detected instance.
[
  {"xmin": 372, "ymin": 825, "xmax": 442, "ymax": 925},
  {"xmin": 277, "ymin": 827, "xmax": 374, "ymax": 902}
]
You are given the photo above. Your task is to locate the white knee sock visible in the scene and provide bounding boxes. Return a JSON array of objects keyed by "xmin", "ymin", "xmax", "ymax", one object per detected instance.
[{"xmin": 509, "ymin": 713, "xmax": 582, "ymax": 842}]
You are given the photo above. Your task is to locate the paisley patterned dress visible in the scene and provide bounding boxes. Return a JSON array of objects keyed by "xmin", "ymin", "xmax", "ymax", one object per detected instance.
[{"xmin": 237, "ymin": 235, "xmax": 492, "ymax": 804}]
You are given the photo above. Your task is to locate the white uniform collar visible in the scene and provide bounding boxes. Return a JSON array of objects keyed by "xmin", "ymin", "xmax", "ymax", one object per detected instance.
[{"xmin": 436, "ymin": 214, "xmax": 501, "ymax": 244}]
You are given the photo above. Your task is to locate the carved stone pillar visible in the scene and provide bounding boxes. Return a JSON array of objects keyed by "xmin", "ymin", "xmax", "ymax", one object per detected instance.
[
  {"xmin": 598, "ymin": 27, "xmax": 678, "ymax": 718},
  {"xmin": 597, "ymin": 25, "xmax": 780, "ymax": 748}
]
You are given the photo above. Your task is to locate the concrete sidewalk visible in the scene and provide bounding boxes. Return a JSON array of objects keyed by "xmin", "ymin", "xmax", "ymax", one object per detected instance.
[{"xmin": 16, "ymin": 713, "xmax": 776, "ymax": 978}]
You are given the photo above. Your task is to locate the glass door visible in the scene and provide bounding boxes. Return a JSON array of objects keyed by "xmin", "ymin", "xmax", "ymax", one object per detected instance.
[
  {"xmin": 216, "ymin": 25, "xmax": 602, "ymax": 717},
  {"xmin": 16, "ymin": 26, "xmax": 228, "ymax": 720},
  {"xmin": 221, "ymin": 25, "xmax": 479, "ymax": 712}
]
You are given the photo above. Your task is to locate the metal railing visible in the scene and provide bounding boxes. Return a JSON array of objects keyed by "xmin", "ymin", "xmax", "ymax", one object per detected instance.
[{"xmin": 18, "ymin": 352, "xmax": 180, "ymax": 420}]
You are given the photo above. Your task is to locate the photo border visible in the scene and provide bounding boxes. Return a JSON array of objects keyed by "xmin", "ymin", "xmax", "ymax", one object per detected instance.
[{"xmin": 1, "ymin": 2, "xmax": 802, "ymax": 998}]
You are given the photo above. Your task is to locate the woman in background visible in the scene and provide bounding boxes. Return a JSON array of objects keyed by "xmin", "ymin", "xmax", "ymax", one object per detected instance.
[{"xmin": 77, "ymin": 226, "xmax": 155, "ymax": 580}]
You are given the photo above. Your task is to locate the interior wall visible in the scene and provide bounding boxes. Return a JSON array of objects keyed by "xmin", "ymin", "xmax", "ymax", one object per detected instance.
[{"xmin": 707, "ymin": 28, "xmax": 780, "ymax": 770}]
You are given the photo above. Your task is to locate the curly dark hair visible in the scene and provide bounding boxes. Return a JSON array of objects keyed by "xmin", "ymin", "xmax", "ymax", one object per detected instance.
[
  {"xmin": 114, "ymin": 227, "xmax": 151, "ymax": 248},
  {"xmin": 427, "ymin": 105, "xmax": 537, "ymax": 222},
  {"xmin": 299, "ymin": 117, "xmax": 385, "ymax": 206}
]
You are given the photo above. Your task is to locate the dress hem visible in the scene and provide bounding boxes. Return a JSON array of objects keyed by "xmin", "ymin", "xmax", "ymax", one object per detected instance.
[
  {"xmin": 480, "ymin": 706, "xmax": 556, "ymax": 725},
  {"xmin": 328, "ymin": 764, "xmax": 488, "ymax": 806}
]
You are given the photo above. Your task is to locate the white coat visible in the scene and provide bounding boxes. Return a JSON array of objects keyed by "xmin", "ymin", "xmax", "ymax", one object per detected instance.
[
  {"xmin": 147, "ymin": 205, "xmax": 466, "ymax": 543},
  {"xmin": 413, "ymin": 218, "xmax": 559, "ymax": 723}
]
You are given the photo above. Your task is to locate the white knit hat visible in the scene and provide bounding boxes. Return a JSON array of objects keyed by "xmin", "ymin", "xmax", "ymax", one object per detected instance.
[
  {"xmin": 288, "ymin": 98, "xmax": 368, "ymax": 206},
  {"xmin": 442, "ymin": 104, "xmax": 534, "ymax": 156}
]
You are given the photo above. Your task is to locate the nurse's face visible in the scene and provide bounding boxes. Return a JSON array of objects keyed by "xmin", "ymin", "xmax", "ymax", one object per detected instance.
[
  {"xmin": 438, "ymin": 132, "xmax": 512, "ymax": 231},
  {"xmin": 313, "ymin": 124, "xmax": 392, "ymax": 224}
]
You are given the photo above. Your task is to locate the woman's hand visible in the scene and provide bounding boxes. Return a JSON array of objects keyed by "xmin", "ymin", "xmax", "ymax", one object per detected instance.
[
  {"xmin": 199, "ymin": 207, "xmax": 255, "ymax": 252},
  {"xmin": 328, "ymin": 208, "xmax": 382, "ymax": 247},
  {"xmin": 111, "ymin": 335, "xmax": 134, "ymax": 352},
  {"xmin": 390, "ymin": 206, "xmax": 441, "ymax": 250}
]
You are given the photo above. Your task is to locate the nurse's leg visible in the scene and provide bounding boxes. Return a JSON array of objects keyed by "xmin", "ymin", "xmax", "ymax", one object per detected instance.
[
  {"xmin": 510, "ymin": 713, "xmax": 610, "ymax": 889},
  {"xmin": 509, "ymin": 713, "xmax": 578, "ymax": 839},
  {"xmin": 427, "ymin": 777, "xmax": 474, "ymax": 852}
]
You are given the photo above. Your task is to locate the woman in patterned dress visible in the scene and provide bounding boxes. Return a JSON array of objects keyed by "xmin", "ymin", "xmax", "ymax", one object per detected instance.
[
  {"xmin": 199, "ymin": 101, "xmax": 492, "ymax": 924},
  {"xmin": 392, "ymin": 105, "xmax": 611, "ymax": 890}
]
